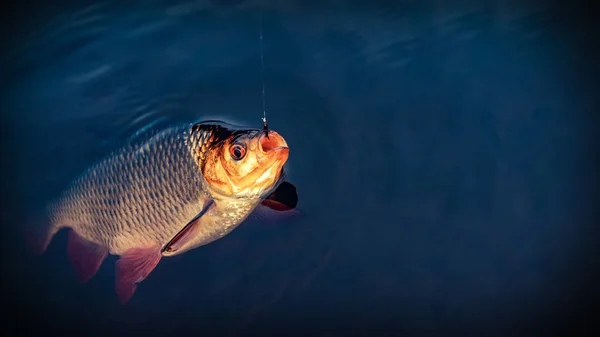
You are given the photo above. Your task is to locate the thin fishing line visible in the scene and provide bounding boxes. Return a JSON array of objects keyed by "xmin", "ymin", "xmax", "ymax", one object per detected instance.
[{"xmin": 259, "ymin": 11, "xmax": 269, "ymax": 136}]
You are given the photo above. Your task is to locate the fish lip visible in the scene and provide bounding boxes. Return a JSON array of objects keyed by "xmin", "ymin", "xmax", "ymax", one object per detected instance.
[{"xmin": 271, "ymin": 145, "xmax": 289, "ymax": 151}]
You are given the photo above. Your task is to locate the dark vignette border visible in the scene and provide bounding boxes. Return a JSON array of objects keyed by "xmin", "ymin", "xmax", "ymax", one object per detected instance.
[{"xmin": 1, "ymin": 0, "xmax": 598, "ymax": 336}]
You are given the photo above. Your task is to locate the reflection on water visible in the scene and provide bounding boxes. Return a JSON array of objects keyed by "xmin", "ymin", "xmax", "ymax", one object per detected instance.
[{"xmin": 1, "ymin": 0, "xmax": 594, "ymax": 335}]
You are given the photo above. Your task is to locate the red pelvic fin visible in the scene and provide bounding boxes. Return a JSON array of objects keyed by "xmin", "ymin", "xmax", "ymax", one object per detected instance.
[
  {"xmin": 67, "ymin": 230, "xmax": 109, "ymax": 283},
  {"xmin": 115, "ymin": 247, "xmax": 162, "ymax": 305}
]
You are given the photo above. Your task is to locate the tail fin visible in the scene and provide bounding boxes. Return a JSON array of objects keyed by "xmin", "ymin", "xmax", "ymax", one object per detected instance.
[{"xmin": 24, "ymin": 222, "xmax": 62, "ymax": 255}]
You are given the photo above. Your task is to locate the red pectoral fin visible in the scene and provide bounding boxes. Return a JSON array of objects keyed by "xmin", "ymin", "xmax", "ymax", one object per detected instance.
[
  {"xmin": 115, "ymin": 247, "xmax": 162, "ymax": 305},
  {"xmin": 162, "ymin": 217, "xmax": 204, "ymax": 254},
  {"xmin": 67, "ymin": 230, "xmax": 108, "ymax": 283},
  {"xmin": 162, "ymin": 199, "xmax": 215, "ymax": 255}
]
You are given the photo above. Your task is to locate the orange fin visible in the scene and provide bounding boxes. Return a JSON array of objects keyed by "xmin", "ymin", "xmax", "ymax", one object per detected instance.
[
  {"xmin": 67, "ymin": 230, "xmax": 108, "ymax": 283},
  {"xmin": 115, "ymin": 247, "xmax": 162, "ymax": 304}
]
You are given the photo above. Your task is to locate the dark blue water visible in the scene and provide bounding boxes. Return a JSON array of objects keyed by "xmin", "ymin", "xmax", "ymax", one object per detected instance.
[{"xmin": 1, "ymin": 1, "xmax": 598, "ymax": 336}]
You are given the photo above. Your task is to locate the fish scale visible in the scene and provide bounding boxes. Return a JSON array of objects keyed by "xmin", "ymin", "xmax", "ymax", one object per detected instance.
[{"xmin": 48, "ymin": 123, "xmax": 209, "ymax": 254}]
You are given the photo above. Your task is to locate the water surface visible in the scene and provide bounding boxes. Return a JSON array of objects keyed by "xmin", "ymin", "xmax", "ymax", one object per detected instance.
[{"xmin": 1, "ymin": 1, "xmax": 597, "ymax": 336}]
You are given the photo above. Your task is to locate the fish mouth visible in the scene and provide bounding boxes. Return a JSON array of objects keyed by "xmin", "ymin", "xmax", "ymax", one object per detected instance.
[
  {"xmin": 259, "ymin": 131, "xmax": 288, "ymax": 153},
  {"xmin": 258, "ymin": 131, "xmax": 289, "ymax": 165}
]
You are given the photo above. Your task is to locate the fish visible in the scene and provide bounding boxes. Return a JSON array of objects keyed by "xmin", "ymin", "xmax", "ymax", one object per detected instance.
[{"xmin": 27, "ymin": 120, "xmax": 301, "ymax": 304}]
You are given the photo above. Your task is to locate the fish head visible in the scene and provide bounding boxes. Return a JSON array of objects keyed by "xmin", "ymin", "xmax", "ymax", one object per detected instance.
[{"xmin": 192, "ymin": 121, "xmax": 290, "ymax": 199}]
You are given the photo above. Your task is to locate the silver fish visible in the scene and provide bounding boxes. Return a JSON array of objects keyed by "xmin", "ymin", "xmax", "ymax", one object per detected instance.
[{"xmin": 29, "ymin": 120, "xmax": 296, "ymax": 304}]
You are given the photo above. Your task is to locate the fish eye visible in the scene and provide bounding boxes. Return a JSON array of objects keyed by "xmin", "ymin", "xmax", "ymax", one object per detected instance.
[{"xmin": 229, "ymin": 143, "xmax": 246, "ymax": 160}]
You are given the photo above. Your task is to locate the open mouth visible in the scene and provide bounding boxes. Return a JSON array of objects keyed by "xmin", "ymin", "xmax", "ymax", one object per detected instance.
[{"xmin": 259, "ymin": 131, "xmax": 288, "ymax": 153}]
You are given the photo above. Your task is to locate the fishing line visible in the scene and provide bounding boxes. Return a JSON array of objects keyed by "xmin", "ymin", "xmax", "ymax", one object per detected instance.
[{"xmin": 259, "ymin": 11, "xmax": 269, "ymax": 137}]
